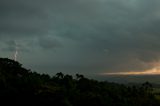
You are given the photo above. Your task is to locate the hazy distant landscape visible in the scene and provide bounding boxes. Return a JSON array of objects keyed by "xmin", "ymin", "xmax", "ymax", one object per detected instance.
[{"xmin": 94, "ymin": 75, "xmax": 160, "ymax": 84}]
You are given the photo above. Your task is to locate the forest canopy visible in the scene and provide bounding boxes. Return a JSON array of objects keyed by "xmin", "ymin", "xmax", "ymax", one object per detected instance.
[{"xmin": 0, "ymin": 58, "xmax": 159, "ymax": 106}]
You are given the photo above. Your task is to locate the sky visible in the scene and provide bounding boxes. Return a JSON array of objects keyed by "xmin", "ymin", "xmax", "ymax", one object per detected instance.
[{"xmin": 1, "ymin": 0, "xmax": 160, "ymax": 76}]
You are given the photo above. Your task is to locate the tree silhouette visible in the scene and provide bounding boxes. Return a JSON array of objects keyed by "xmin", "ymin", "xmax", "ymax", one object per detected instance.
[
  {"xmin": 76, "ymin": 74, "xmax": 84, "ymax": 80},
  {"xmin": 0, "ymin": 58, "xmax": 159, "ymax": 106},
  {"xmin": 56, "ymin": 72, "xmax": 64, "ymax": 79}
]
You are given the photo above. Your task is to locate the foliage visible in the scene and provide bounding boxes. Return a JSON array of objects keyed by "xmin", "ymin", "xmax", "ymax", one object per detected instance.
[{"xmin": 0, "ymin": 58, "xmax": 160, "ymax": 106}]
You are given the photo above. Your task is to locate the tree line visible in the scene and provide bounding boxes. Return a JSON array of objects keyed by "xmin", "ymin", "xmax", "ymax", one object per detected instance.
[{"xmin": 0, "ymin": 58, "xmax": 159, "ymax": 106}]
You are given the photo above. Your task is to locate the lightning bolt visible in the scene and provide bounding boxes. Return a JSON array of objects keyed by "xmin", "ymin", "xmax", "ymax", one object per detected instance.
[{"xmin": 14, "ymin": 42, "xmax": 18, "ymax": 61}]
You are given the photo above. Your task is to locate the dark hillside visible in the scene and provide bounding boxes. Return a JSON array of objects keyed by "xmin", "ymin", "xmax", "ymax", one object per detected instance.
[{"xmin": 0, "ymin": 58, "xmax": 159, "ymax": 106}]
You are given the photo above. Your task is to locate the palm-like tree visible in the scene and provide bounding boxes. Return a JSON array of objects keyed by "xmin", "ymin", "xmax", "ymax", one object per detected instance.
[
  {"xmin": 56, "ymin": 72, "xmax": 64, "ymax": 79},
  {"xmin": 76, "ymin": 74, "xmax": 84, "ymax": 80}
]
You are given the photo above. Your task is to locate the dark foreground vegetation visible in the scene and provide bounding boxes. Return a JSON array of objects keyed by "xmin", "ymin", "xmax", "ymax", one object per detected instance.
[{"xmin": 0, "ymin": 58, "xmax": 160, "ymax": 106}]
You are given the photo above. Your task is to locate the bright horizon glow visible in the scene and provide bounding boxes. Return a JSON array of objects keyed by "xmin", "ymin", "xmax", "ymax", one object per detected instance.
[{"xmin": 102, "ymin": 67, "xmax": 160, "ymax": 75}]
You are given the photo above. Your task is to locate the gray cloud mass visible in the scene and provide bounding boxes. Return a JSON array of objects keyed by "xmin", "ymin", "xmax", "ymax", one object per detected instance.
[{"xmin": 0, "ymin": 0, "xmax": 160, "ymax": 75}]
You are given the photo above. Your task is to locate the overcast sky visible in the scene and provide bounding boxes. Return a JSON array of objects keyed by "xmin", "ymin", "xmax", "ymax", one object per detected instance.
[{"xmin": 1, "ymin": 0, "xmax": 160, "ymax": 75}]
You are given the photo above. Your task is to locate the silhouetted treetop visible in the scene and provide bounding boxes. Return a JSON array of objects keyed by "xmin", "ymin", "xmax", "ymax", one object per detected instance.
[
  {"xmin": 0, "ymin": 58, "xmax": 29, "ymax": 77},
  {"xmin": 0, "ymin": 58, "xmax": 21, "ymax": 67}
]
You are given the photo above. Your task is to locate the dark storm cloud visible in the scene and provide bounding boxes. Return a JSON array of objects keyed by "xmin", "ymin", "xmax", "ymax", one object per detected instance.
[
  {"xmin": 0, "ymin": 40, "xmax": 30, "ymax": 52},
  {"xmin": 38, "ymin": 36, "xmax": 62, "ymax": 49},
  {"xmin": 0, "ymin": 40, "xmax": 16, "ymax": 52},
  {"xmin": 0, "ymin": 0, "xmax": 50, "ymax": 37},
  {"xmin": 1, "ymin": 0, "xmax": 160, "ymax": 74}
]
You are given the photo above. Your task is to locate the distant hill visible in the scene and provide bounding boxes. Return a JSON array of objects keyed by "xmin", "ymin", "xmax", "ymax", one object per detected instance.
[
  {"xmin": 94, "ymin": 74, "xmax": 160, "ymax": 84},
  {"xmin": 0, "ymin": 58, "xmax": 160, "ymax": 106}
]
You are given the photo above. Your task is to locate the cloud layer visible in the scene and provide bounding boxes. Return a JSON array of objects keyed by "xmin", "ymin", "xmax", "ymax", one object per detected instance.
[{"xmin": 1, "ymin": 0, "xmax": 160, "ymax": 75}]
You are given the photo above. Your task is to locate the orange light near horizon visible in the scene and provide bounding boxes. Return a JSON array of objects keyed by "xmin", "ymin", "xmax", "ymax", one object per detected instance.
[{"xmin": 102, "ymin": 67, "xmax": 160, "ymax": 75}]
